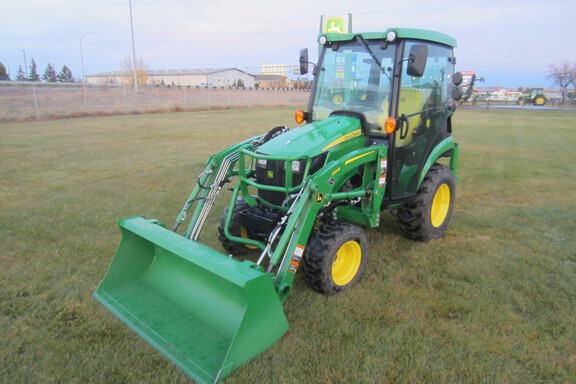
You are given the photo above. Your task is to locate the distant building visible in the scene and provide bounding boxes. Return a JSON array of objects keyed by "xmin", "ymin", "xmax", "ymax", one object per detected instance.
[
  {"xmin": 254, "ymin": 74, "xmax": 290, "ymax": 88},
  {"xmin": 86, "ymin": 68, "xmax": 255, "ymax": 87}
]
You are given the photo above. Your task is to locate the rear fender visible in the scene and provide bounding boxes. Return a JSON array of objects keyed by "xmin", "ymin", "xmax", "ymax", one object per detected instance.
[{"xmin": 418, "ymin": 137, "xmax": 458, "ymax": 186}]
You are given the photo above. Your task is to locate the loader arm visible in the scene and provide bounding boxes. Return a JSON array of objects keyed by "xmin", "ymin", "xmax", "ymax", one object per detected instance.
[{"xmin": 172, "ymin": 135, "xmax": 264, "ymax": 240}]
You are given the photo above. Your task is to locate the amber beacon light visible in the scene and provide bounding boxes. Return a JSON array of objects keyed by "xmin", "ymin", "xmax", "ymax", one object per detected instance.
[
  {"xmin": 385, "ymin": 116, "xmax": 397, "ymax": 134},
  {"xmin": 295, "ymin": 109, "xmax": 306, "ymax": 124}
]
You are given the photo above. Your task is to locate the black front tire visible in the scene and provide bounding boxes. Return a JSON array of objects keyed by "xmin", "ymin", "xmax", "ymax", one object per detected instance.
[
  {"xmin": 396, "ymin": 164, "xmax": 455, "ymax": 242},
  {"xmin": 218, "ymin": 198, "xmax": 259, "ymax": 255},
  {"xmin": 302, "ymin": 221, "xmax": 368, "ymax": 295}
]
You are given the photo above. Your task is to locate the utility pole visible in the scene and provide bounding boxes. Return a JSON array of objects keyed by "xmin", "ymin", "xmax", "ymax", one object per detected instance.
[
  {"xmin": 235, "ymin": 56, "xmax": 249, "ymax": 88},
  {"xmin": 21, "ymin": 50, "xmax": 28, "ymax": 79},
  {"xmin": 80, "ymin": 33, "xmax": 97, "ymax": 107},
  {"xmin": 80, "ymin": 33, "xmax": 97, "ymax": 83},
  {"xmin": 129, "ymin": 0, "xmax": 139, "ymax": 91}
]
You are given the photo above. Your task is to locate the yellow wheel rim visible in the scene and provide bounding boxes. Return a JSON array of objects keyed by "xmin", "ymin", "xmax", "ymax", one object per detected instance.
[
  {"xmin": 431, "ymin": 184, "xmax": 451, "ymax": 228},
  {"xmin": 333, "ymin": 94, "xmax": 343, "ymax": 105},
  {"xmin": 332, "ymin": 240, "xmax": 362, "ymax": 286},
  {"xmin": 535, "ymin": 96, "xmax": 545, "ymax": 105},
  {"xmin": 241, "ymin": 227, "xmax": 258, "ymax": 249}
]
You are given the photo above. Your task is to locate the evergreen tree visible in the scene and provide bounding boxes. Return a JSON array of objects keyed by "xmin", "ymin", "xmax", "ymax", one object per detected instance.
[
  {"xmin": 29, "ymin": 58, "xmax": 40, "ymax": 81},
  {"xmin": 42, "ymin": 63, "xmax": 57, "ymax": 82},
  {"xmin": 0, "ymin": 62, "xmax": 9, "ymax": 80},
  {"xmin": 57, "ymin": 65, "xmax": 75, "ymax": 83},
  {"xmin": 16, "ymin": 65, "xmax": 27, "ymax": 81}
]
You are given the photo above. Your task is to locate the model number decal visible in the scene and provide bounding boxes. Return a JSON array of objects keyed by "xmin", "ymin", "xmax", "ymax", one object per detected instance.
[{"xmin": 322, "ymin": 129, "xmax": 362, "ymax": 151}]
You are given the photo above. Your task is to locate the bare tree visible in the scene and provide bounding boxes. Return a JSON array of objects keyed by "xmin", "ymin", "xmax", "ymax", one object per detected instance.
[
  {"xmin": 120, "ymin": 56, "xmax": 148, "ymax": 87},
  {"xmin": 548, "ymin": 62, "xmax": 575, "ymax": 104},
  {"xmin": 568, "ymin": 64, "xmax": 576, "ymax": 90}
]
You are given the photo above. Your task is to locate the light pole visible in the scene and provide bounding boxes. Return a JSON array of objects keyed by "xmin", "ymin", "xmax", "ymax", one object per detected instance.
[
  {"xmin": 235, "ymin": 56, "xmax": 249, "ymax": 70},
  {"xmin": 80, "ymin": 33, "xmax": 96, "ymax": 83},
  {"xmin": 21, "ymin": 49, "xmax": 28, "ymax": 79},
  {"xmin": 80, "ymin": 33, "xmax": 96, "ymax": 107},
  {"xmin": 129, "ymin": 0, "xmax": 139, "ymax": 91},
  {"xmin": 235, "ymin": 56, "xmax": 249, "ymax": 87}
]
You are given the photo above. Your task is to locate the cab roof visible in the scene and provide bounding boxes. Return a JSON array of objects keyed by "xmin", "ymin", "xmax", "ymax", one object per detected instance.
[{"xmin": 322, "ymin": 28, "xmax": 457, "ymax": 48}]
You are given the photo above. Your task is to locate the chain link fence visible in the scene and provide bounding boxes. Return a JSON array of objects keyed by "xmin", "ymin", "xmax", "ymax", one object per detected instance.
[{"xmin": 0, "ymin": 81, "xmax": 310, "ymax": 122}]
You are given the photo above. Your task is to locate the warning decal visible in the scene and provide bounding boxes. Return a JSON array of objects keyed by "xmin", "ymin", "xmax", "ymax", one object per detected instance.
[
  {"xmin": 288, "ymin": 244, "xmax": 305, "ymax": 273},
  {"xmin": 379, "ymin": 158, "xmax": 388, "ymax": 187}
]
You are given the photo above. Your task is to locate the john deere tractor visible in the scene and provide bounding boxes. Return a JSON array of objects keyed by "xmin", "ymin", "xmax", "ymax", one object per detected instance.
[
  {"xmin": 517, "ymin": 87, "xmax": 547, "ymax": 105},
  {"xmin": 94, "ymin": 27, "xmax": 463, "ymax": 383}
]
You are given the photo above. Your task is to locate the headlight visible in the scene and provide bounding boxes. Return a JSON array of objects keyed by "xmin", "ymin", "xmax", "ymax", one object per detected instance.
[
  {"xmin": 256, "ymin": 159, "xmax": 267, "ymax": 167},
  {"xmin": 291, "ymin": 161, "xmax": 301, "ymax": 173}
]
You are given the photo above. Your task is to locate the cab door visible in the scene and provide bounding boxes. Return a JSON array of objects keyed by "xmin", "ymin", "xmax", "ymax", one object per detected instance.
[{"xmin": 389, "ymin": 41, "xmax": 455, "ymax": 200}]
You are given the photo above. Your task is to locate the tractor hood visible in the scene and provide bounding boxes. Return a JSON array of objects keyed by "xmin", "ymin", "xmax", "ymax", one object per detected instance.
[{"xmin": 258, "ymin": 116, "xmax": 367, "ymax": 159}]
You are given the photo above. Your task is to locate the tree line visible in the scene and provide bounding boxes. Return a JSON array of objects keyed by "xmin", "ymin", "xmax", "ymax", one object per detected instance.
[{"xmin": 0, "ymin": 59, "xmax": 75, "ymax": 83}]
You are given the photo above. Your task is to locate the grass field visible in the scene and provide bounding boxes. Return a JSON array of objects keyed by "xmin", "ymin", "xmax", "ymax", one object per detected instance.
[{"xmin": 1, "ymin": 107, "xmax": 575, "ymax": 384}]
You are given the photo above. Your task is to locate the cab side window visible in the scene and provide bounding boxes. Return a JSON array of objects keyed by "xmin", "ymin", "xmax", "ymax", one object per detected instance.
[{"xmin": 391, "ymin": 42, "xmax": 454, "ymax": 199}]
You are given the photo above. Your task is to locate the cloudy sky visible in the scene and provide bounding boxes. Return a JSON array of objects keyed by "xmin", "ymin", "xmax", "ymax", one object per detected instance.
[{"xmin": 1, "ymin": 0, "xmax": 574, "ymax": 88}]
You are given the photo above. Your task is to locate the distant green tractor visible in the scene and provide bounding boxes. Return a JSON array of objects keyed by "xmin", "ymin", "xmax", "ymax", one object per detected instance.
[{"xmin": 518, "ymin": 87, "xmax": 547, "ymax": 106}]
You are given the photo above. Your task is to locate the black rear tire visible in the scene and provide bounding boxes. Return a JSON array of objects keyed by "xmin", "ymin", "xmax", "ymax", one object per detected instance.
[
  {"xmin": 396, "ymin": 164, "xmax": 455, "ymax": 242},
  {"xmin": 302, "ymin": 221, "xmax": 368, "ymax": 295},
  {"xmin": 263, "ymin": 126, "xmax": 288, "ymax": 142}
]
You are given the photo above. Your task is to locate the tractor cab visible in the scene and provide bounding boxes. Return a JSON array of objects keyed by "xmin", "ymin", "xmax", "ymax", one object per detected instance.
[{"xmin": 300, "ymin": 29, "xmax": 459, "ymax": 201}]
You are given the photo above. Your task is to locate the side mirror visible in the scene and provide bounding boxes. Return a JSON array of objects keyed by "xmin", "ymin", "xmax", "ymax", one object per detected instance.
[
  {"xmin": 407, "ymin": 44, "xmax": 428, "ymax": 77},
  {"xmin": 299, "ymin": 48, "xmax": 309, "ymax": 75},
  {"xmin": 453, "ymin": 71, "xmax": 463, "ymax": 86},
  {"xmin": 452, "ymin": 87, "xmax": 463, "ymax": 101}
]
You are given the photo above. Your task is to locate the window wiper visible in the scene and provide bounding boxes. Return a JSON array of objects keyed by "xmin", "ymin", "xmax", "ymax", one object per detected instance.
[{"xmin": 356, "ymin": 35, "xmax": 390, "ymax": 80}]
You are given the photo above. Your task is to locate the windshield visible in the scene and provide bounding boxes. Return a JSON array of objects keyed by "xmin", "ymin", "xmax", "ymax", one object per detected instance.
[{"xmin": 311, "ymin": 39, "xmax": 397, "ymax": 130}]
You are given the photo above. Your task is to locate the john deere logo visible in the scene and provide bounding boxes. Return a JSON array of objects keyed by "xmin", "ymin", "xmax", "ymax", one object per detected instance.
[
  {"xmin": 267, "ymin": 170, "xmax": 274, "ymax": 178},
  {"xmin": 315, "ymin": 193, "xmax": 324, "ymax": 204},
  {"xmin": 325, "ymin": 17, "xmax": 345, "ymax": 33}
]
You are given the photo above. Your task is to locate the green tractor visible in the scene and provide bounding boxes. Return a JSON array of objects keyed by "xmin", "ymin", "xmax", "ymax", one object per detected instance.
[
  {"xmin": 94, "ymin": 27, "xmax": 463, "ymax": 383},
  {"xmin": 517, "ymin": 87, "xmax": 547, "ymax": 106}
]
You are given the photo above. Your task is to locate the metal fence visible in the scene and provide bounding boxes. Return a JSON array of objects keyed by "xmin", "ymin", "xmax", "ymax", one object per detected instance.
[{"xmin": 0, "ymin": 81, "xmax": 310, "ymax": 122}]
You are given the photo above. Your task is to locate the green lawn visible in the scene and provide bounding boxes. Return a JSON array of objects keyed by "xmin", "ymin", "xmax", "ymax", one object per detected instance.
[{"xmin": 1, "ymin": 107, "xmax": 575, "ymax": 383}]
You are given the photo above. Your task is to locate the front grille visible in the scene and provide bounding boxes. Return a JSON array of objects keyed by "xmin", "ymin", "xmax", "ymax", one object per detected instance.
[
  {"xmin": 255, "ymin": 159, "xmax": 304, "ymax": 206},
  {"xmin": 254, "ymin": 153, "xmax": 326, "ymax": 206}
]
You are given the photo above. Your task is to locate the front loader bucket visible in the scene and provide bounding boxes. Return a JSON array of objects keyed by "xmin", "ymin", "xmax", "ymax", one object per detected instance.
[{"xmin": 93, "ymin": 216, "xmax": 288, "ymax": 384}]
